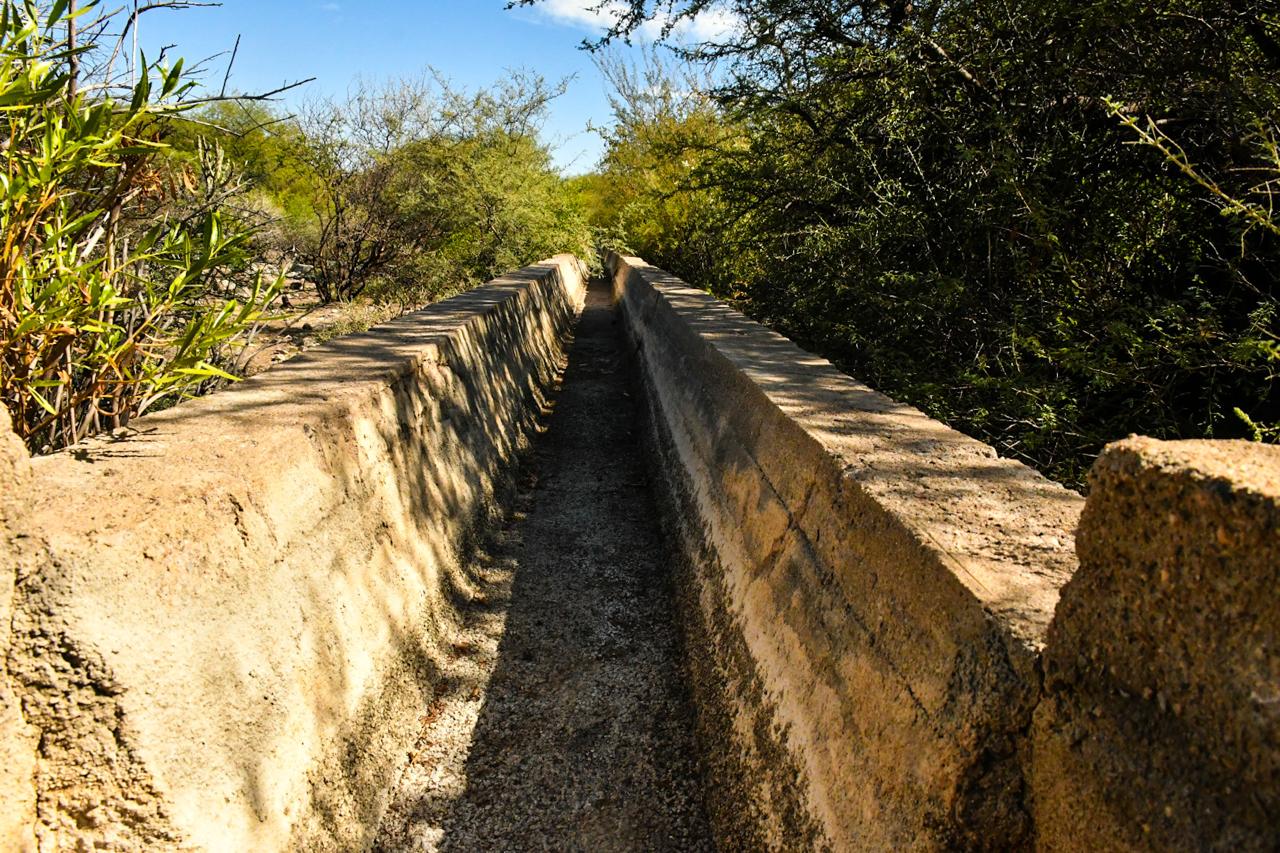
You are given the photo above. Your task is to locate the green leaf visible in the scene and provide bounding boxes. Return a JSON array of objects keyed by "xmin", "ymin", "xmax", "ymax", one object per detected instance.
[
  {"xmin": 28, "ymin": 386, "xmax": 57, "ymax": 416},
  {"xmin": 45, "ymin": 0, "xmax": 67, "ymax": 27}
]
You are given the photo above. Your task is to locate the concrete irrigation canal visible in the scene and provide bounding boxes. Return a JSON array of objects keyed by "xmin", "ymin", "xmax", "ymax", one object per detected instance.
[{"xmin": 2, "ymin": 255, "xmax": 1278, "ymax": 850}]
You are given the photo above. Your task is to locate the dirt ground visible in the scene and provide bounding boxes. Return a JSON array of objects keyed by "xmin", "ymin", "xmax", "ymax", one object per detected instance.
[
  {"xmin": 371, "ymin": 280, "xmax": 715, "ymax": 852},
  {"xmin": 237, "ymin": 282, "xmax": 401, "ymax": 377}
]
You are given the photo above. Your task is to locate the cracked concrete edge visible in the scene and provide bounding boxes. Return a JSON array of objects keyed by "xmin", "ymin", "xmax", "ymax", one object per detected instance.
[
  {"xmin": 608, "ymin": 253, "xmax": 1083, "ymax": 850},
  {"xmin": 1, "ymin": 407, "xmax": 38, "ymax": 853},
  {"xmin": 1033, "ymin": 436, "xmax": 1280, "ymax": 850},
  {"xmin": 1, "ymin": 256, "xmax": 586, "ymax": 851}
]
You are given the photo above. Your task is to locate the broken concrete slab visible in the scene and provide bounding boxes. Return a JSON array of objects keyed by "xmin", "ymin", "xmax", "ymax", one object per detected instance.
[{"xmin": 1035, "ymin": 437, "xmax": 1280, "ymax": 851}]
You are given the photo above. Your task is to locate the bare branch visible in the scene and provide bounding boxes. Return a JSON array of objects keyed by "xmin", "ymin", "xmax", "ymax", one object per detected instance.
[{"xmin": 219, "ymin": 32, "xmax": 239, "ymax": 97}]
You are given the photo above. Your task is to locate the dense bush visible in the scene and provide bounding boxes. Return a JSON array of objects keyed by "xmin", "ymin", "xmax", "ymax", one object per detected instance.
[
  {"xmin": 548, "ymin": 0, "xmax": 1280, "ymax": 487},
  {"xmin": 0, "ymin": 1, "xmax": 279, "ymax": 453},
  {"xmin": 247, "ymin": 73, "xmax": 593, "ymax": 306},
  {"xmin": 177, "ymin": 73, "xmax": 593, "ymax": 308},
  {"xmin": 0, "ymin": 0, "xmax": 595, "ymax": 453}
]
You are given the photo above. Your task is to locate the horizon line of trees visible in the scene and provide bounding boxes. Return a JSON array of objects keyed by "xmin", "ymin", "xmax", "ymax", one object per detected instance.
[{"xmin": 5, "ymin": 0, "xmax": 1277, "ymax": 490}]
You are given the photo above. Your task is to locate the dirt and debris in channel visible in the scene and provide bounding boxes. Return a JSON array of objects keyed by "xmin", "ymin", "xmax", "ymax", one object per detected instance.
[{"xmin": 372, "ymin": 279, "xmax": 715, "ymax": 852}]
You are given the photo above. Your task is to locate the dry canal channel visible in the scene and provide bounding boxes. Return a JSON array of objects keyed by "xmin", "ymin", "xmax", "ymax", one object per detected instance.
[
  {"xmin": 373, "ymin": 279, "xmax": 715, "ymax": 851},
  {"xmin": 6, "ymin": 256, "xmax": 1270, "ymax": 849}
]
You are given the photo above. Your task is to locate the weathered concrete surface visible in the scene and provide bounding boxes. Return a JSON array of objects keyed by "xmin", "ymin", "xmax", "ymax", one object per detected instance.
[
  {"xmin": 1, "ymin": 407, "xmax": 38, "ymax": 853},
  {"xmin": 374, "ymin": 278, "xmax": 713, "ymax": 851},
  {"xmin": 13, "ymin": 249, "xmax": 1276, "ymax": 851},
  {"xmin": 609, "ymin": 254, "xmax": 1084, "ymax": 850},
  {"xmin": 1034, "ymin": 437, "xmax": 1280, "ymax": 851},
  {"xmin": 3, "ymin": 257, "xmax": 585, "ymax": 851}
]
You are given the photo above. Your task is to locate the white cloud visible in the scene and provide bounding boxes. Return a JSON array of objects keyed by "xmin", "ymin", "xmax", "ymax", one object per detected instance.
[
  {"xmin": 320, "ymin": 2, "xmax": 341, "ymax": 12},
  {"xmin": 533, "ymin": 0, "xmax": 740, "ymax": 43},
  {"xmin": 682, "ymin": 7, "xmax": 739, "ymax": 41},
  {"xmin": 536, "ymin": 0, "xmax": 623, "ymax": 30}
]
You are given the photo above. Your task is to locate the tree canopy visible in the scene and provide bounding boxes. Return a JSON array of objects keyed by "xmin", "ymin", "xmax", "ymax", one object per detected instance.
[{"xmin": 557, "ymin": 0, "xmax": 1280, "ymax": 486}]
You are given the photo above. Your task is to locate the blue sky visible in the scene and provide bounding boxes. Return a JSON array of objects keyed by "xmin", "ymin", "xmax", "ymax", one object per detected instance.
[{"xmin": 137, "ymin": 1, "xmax": 733, "ymax": 174}]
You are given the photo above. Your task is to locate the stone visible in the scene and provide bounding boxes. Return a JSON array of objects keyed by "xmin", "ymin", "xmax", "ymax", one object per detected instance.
[{"xmin": 0, "ymin": 407, "xmax": 38, "ymax": 853}]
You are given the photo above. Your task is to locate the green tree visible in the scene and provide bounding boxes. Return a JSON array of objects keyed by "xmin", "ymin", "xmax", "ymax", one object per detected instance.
[
  {"xmin": 165, "ymin": 101, "xmax": 320, "ymax": 246},
  {"xmin": 531, "ymin": 0, "xmax": 1280, "ymax": 487},
  {"xmin": 585, "ymin": 51, "xmax": 740, "ymax": 285},
  {"xmin": 292, "ymin": 72, "xmax": 591, "ymax": 304}
]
